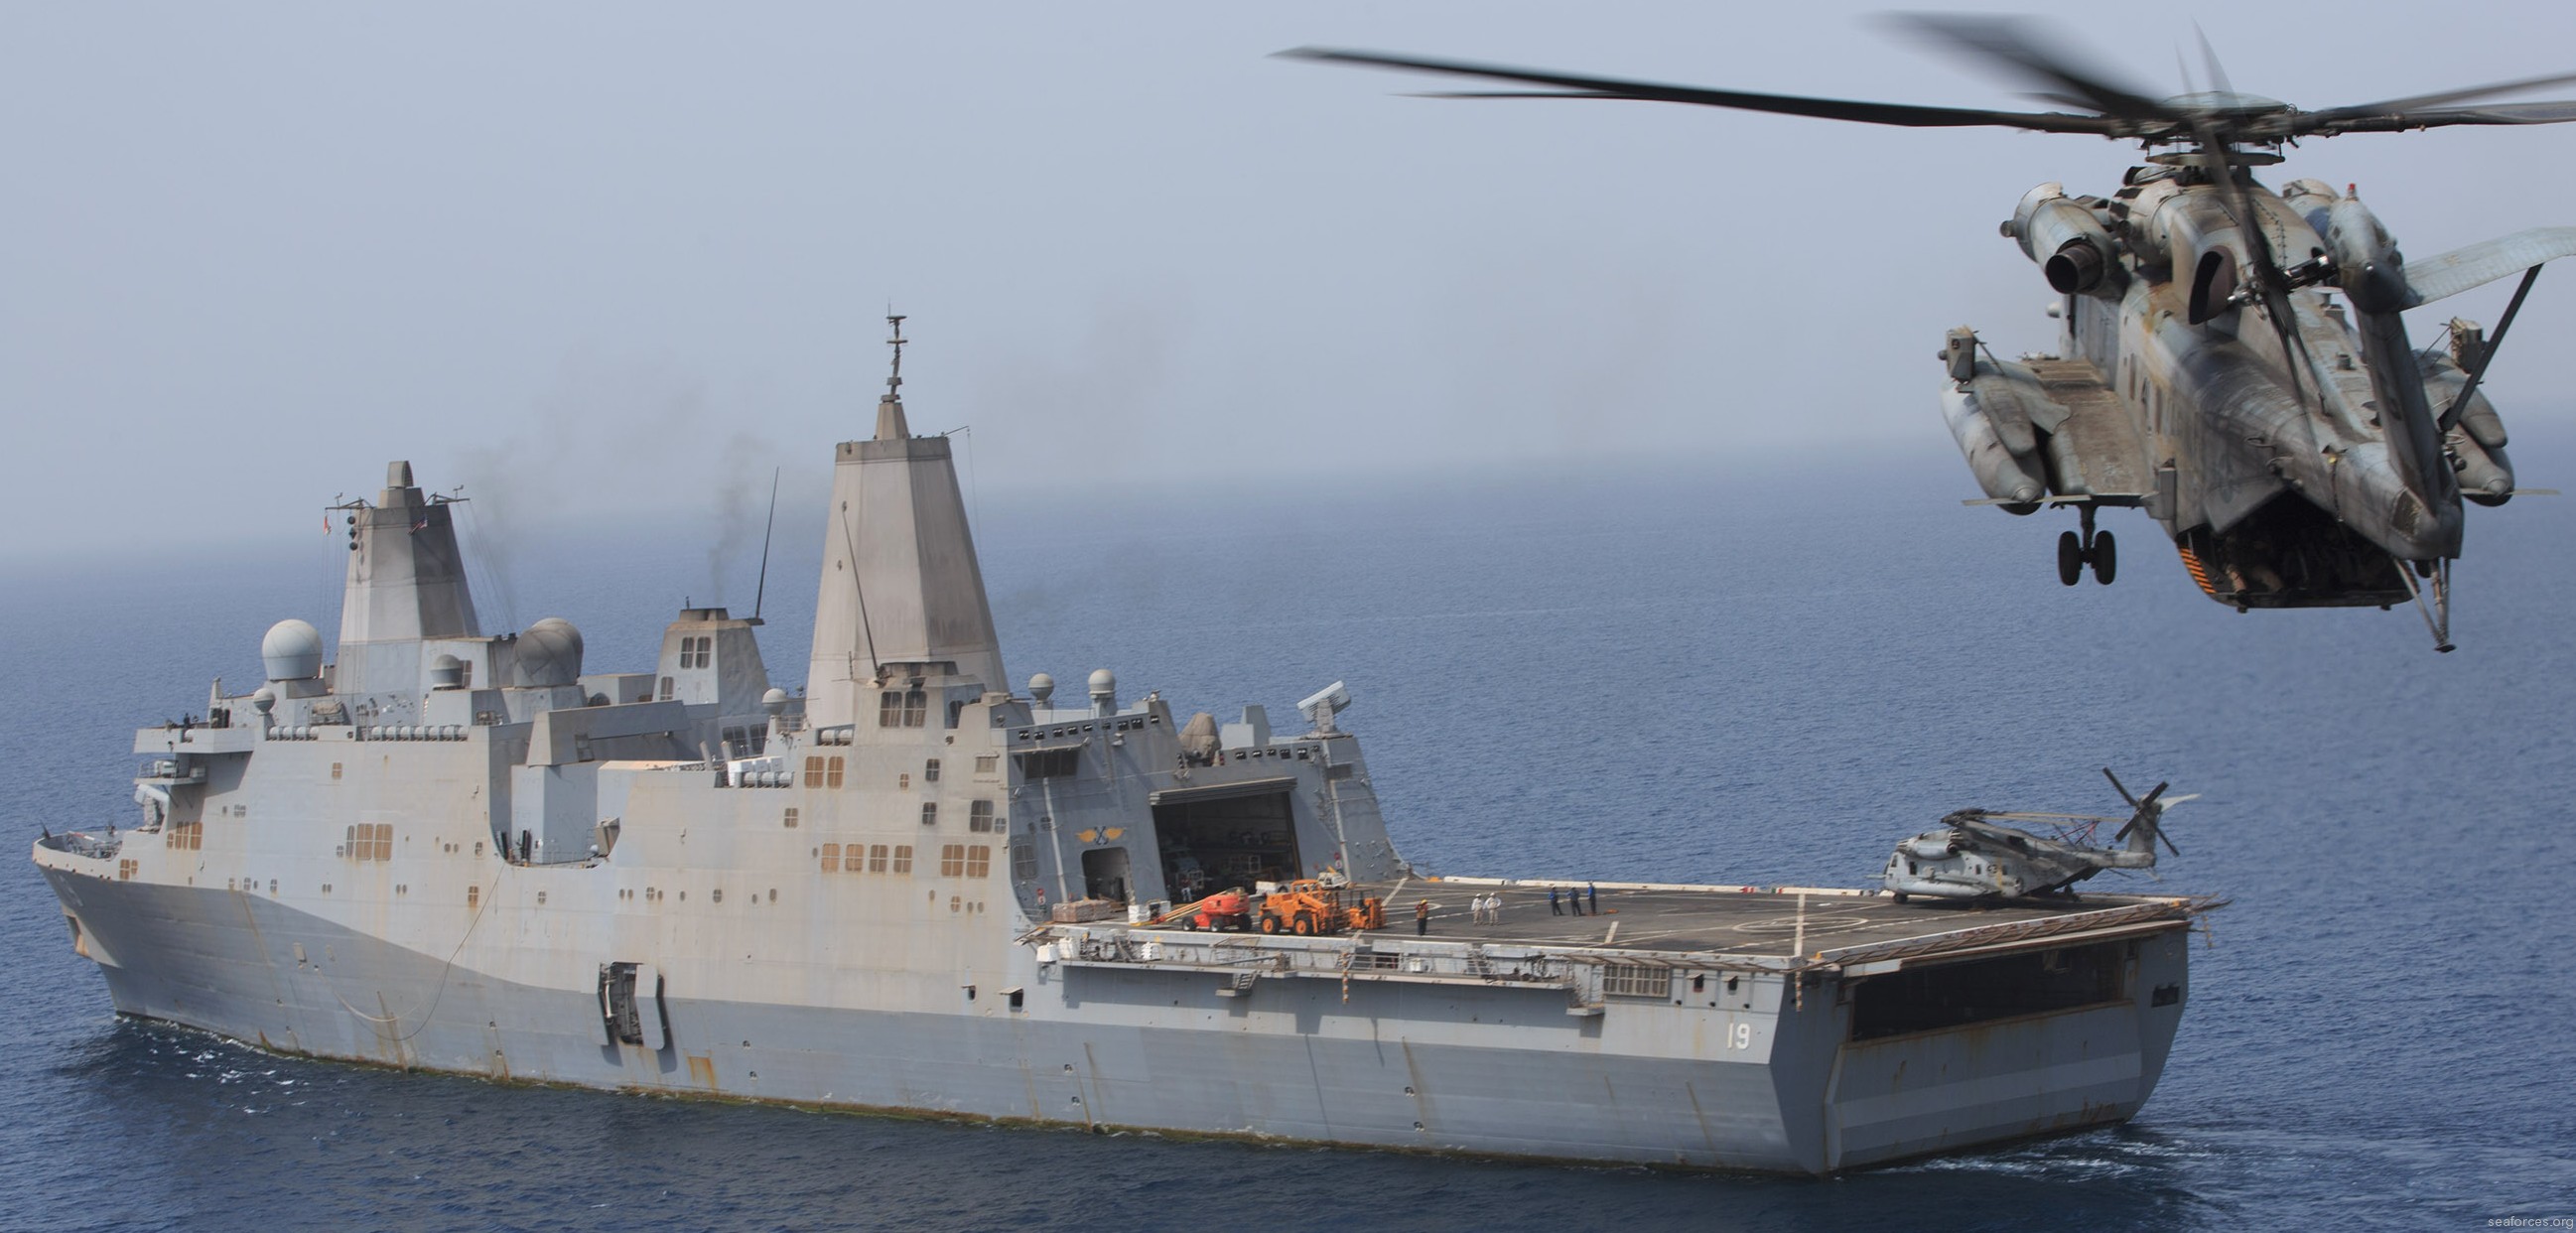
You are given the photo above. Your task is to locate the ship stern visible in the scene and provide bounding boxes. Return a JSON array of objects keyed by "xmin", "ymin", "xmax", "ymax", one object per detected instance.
[{"xmin": 1784, "ymin": 923, "xmax": 2191, "ymax": 1170}]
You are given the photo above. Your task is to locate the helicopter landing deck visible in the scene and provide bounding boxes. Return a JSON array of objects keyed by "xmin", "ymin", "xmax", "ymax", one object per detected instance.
[
  {"xmin": 1100, "ymin": 879, "xmax": 2202, "ymax": 969},
  {"xmin": 1357, "ymin": 880, "xmax": 2191, "ymax": 961}
]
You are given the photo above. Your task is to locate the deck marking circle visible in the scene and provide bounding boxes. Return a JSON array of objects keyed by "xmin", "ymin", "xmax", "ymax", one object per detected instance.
[{"xmin": 1730, "ymin": 913, "xmax": 1872, "ymax": 935}]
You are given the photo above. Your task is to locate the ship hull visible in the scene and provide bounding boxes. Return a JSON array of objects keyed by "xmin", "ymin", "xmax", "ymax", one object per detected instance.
[{"xmin": 46, "ymin": 867, "xmax": 2186, "ymax": 1174}]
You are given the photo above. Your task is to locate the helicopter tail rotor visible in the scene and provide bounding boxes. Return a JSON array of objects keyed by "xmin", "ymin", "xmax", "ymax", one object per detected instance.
[{"xmin": 2104, "ymin": 768, "xmax": 2182, "ymax": 858}]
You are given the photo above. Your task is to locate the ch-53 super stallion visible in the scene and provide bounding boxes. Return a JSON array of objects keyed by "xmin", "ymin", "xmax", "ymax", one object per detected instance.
[
  {"xmin": 1882, "ymin": 769, "xmax": 2192, "ymax": 902},
  {"xmin": 1286, "ymin": 17, "xmax": 2576, "ymax": 650}
]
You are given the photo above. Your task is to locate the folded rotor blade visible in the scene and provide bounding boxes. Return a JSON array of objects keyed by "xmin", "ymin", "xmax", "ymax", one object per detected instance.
[{"xmin": 1277, "ymin": 47, "xmax": 2127, "ymax": 133}]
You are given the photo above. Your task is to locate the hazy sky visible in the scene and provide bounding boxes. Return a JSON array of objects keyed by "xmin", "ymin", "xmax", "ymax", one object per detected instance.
[{"xmin": 5, "ymin": 1, "xmax": 2574, "ymax": 562}]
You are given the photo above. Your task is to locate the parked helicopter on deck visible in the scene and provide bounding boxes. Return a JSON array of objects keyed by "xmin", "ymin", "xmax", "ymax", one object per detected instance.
[
  {"xmin": 1883, "ymin": 769, "xmax": 2191, "ymax": 902},
  {"xmin": 1288, "ymin": 17, "xmax": 2576, "ymax": 649}
]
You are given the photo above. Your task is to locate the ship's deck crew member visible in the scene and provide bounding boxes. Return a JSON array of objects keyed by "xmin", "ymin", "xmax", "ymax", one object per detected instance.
[
  {"xmin": 1587, "ymin": 884, "xmax": 1598, "ymax": 914},
  {"xmin": 1415, "ymin": 898, "xmax": 1430, "ymax": 935},
  {"xmin": 1567, "ymin": 887, "xmax": 1583, "ymax": 917},
  {"xmin": 1549, "ymin": 888, "xmax": 1561, "ymax": 915}
]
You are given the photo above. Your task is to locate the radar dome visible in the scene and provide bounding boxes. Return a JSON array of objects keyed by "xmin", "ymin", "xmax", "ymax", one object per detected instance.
[
  {"xmin": 516, "ymin": 617, "xmax": 585, "ymax": 687},
  {"xmin": 762, "ymin": 687, "xmax": 789, "ymax": 715},
  {"xmin": 260, "ymin": 619, "xmax": 325, "ymax": 681},
  {"xmin": 1028, "ymin": 673, "xmax": 1055, "ymax": 706}
]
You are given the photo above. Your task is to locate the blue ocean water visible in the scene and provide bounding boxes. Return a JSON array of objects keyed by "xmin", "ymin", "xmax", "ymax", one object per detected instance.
[{"xmin": 3, "ymin": 446, "xmax": 2572, "ymax": 1231}]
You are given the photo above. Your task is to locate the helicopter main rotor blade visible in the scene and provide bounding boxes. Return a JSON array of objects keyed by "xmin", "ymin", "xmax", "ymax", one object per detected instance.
[
  {"xmin": 2194, "ymin": 23, "xmax": 2236, "ymax": 100},
  {"xmin": 1888, "ymin": 13, "xmax": 2170, "ymax": 119},
  {"xmin": 1277, "ymin": 47, "xmax": 2127, "ymax": 134},
  {"xmin": 1977, "ymin": 811, "xmax": 2127, "ymax": 824},
  {"xmin": 2291, "ymin": 69, "xmax": 2576, "ymax": 135},
  {"xmin": 2298, "ymin": 99, "xmax": 2576, "ymax": 136}
]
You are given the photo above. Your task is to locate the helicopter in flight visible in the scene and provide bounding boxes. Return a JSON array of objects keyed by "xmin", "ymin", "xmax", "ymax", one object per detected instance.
[
  {"xmin": 1287, "ymin": 19, "xmax": 2576, "ymax": 650},
  {"xmin": 1881, "ymin": 768, "xmax": 2191, "ymax": 902}
]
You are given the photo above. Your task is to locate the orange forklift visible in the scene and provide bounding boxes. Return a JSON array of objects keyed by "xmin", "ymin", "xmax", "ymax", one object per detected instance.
[{"xmin": 1162, "ymin": 881, "xmax": 1385, "ymax": 935}]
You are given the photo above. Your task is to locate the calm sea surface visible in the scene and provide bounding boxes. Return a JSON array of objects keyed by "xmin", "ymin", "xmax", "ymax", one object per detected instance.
[{"xmin": 3, "ymin": 445, "xmax": 2571, "ymax": 1231}]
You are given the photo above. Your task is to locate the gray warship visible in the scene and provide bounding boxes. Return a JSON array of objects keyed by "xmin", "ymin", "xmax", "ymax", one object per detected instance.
[{"xmin": 34, "ymin": 332, "xmax": 2211, "ymax": 1173}]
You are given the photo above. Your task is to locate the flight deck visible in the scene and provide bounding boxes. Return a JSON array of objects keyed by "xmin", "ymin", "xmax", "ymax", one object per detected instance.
[{"xmin": 1355, "ymin": 879, "xmax": 2193, "ymax": 962}]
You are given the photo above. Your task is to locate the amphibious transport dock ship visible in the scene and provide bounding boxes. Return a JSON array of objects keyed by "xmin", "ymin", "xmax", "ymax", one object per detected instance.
[{"xmin": 34, "ymin": 336, "xmax": 2209, "ymax": 1173}]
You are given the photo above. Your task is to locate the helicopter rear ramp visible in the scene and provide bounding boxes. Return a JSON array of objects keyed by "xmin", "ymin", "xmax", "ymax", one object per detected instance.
[{"xmin": 2025, "ymin": 358, "xmax": 2151, "ymax": 504}]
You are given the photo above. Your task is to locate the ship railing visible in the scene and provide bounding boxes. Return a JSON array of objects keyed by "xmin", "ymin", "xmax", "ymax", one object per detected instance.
[
  {"xmin": 357, "ymin": 725, "xmax": 471, "ymax": 742},
  {"xmin": 1031, "ymin": 918, "xmax": 1836, "ymax": 985}
]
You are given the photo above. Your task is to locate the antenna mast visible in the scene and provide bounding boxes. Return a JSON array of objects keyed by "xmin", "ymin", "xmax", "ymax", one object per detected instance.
[
  {"xmin": 752, "ymin": 467, "xmax": 780, "ymax": 620},
  {"xmin": 885, "ymin": 313, "xmax": 907, "ymax": 399}
]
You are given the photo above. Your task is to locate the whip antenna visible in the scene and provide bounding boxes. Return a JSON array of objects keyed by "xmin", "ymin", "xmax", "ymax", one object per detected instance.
[{"xmin": 752, "ymin": 467, "xmax": 780, "ymax": 620}]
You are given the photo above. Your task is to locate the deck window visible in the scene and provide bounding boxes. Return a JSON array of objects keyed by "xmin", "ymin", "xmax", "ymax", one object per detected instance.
[
  {"xmin": 1601, "ymin": 965, "xmax": 1668, "ymax": 1000},
  {"xmin": 1017, "ymin": 749, "xmax": 1080, "ymax": 779}
]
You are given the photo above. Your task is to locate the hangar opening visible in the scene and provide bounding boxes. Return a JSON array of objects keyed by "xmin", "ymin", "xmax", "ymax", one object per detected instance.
[
  {"xmin": 1149, "ymin": 778, "xmax": 1301, "ymax": 902},
  {"xmin": 1848, "ymin": 940, "xmax": 2127, "ymax": 1040}
]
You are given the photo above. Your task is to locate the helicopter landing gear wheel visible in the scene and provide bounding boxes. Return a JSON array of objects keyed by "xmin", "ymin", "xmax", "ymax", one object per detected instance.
[{"xmin": 2059, "ymin": 506, "xmax": 2115, "ymax": 586}]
